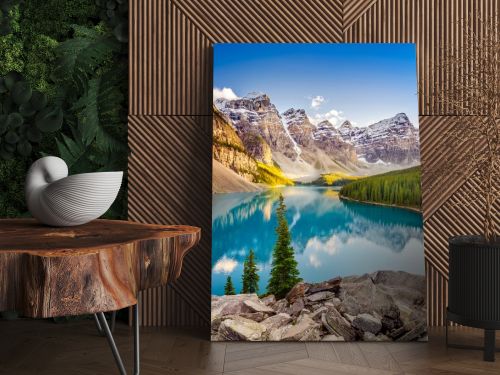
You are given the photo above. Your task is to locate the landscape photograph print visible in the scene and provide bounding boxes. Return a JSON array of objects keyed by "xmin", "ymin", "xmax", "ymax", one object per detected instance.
[{"xmin": 211, "ymin": 44, "xmax": 426, "ymax": 342}]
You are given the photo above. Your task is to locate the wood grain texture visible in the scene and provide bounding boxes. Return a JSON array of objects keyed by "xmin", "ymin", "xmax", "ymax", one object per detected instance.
[
  {"xmin": 0, "ymin": 219, "xmax": 200, "ymax": 318},
  {"xmin": 128, "ymin": 114, "xmax": 211, "ymax": 326},
  {"xmin": 129, "ymin": 0, "xmax": 499, "ymax": 327},
  {"xmin": 142, "ymin": 0, "xmax": 343, "ymax": 116},
  {"xmin": 2, "ymin": 322, "xmax": 500, "ymax": 375}
]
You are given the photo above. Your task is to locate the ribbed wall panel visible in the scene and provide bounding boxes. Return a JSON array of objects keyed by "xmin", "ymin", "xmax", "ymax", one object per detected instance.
[
  {"xmin": 129, "ymin": 0, "xmax": 499, "ymax": 327},
  {"xmin": 173, "ymin": 0, "xmax": 343, "ymax": 43},
  {"xmin": 343, "ymin": 0, "xmax": 379, "ymax": 31},
  {"xmin": 129, "ymin": 0, "xmax": 212, "ymax": 115},
  {"xmin": 128, "ymin": 115, "xmax": 211, "ymax": 326}
]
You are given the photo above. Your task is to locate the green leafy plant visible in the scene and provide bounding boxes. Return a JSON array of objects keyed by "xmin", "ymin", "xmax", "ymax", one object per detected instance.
[
  {"xmin": 51, "ymin": 25, "xmax": 127, "ymax": 173},
  {"xmin": 0, "ymin": 0, "xmax": 23, "ymax": 36},
  {"xmin": 0, "ymin": 1, "xmax": 128, "ymax": 220},
  {"xmin": 0, "ymin": 71, "xmax": 62, "ymax": 159},
  {"xmin": 96, "ymin": 0, "xmax": 128, "ymax": 42},
  {"xmin": 50, "ymin": 23, "xmax": 128, "ymax": 217},
  {"xmin": 53, "ymin": 25, "xmax": 120, "ymax": 94}
]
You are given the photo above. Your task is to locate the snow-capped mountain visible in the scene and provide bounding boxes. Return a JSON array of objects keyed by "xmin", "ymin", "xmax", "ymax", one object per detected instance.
[
  {"xmin": 312, "ymin": 120, "xmax": 357, "ymax": 165},
  {"xmin": 214, "ymin": 93, "xmax": 420, "ymax": 179},
  {"xmin": 215, "ymin": 94, "xmax": 298, "ymax": 161},
  {"xmin": 283, "ymin": 108, "xmax": 316, "ymax": 148},
  {"xmin": 339, "ymin": 113, "xmax": 420, "ymax": 164}
]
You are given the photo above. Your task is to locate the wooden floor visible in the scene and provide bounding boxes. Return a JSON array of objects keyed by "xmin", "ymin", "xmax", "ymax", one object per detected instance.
[{"xmin": 1, "ymin": 319, "xmax": 500, "ymax": 374}]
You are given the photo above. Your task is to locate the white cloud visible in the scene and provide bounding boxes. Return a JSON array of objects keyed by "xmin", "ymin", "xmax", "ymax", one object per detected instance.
[
  {"xmin": 213, "ymin": 87, "xmax": 239, "ymax": 101},
  {"xmin": 311, "ymin": 108, "xmax": 345, "ymax": 126},
  {"xmin": 213, "ymin": 255, "xmax": 238, "ymax": 274},
  {"xmin": 304, "ymin": 235, "xmax": 340, "ymax": 268},
  {"xmin": 309, "ymin": 253, "xmax": 321, "ymax": 268},
  {"xmin": 310, "ymin": 95, "xmax": 325, "ymax": 109}
]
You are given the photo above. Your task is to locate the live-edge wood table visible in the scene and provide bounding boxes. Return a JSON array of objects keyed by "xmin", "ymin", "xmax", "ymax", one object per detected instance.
[{"xmin": 0, "ymin": 219, "xmax": 201, "ymax": 375}]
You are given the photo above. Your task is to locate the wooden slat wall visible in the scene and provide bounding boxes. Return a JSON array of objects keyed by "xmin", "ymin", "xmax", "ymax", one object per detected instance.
[{"xmin": 129, "ymin": 0, "xmax": 499, "ymax": 327}]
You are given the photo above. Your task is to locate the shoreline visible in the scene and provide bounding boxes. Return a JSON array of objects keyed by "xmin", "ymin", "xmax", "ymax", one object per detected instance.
[
  {"xmin": 338, "ymin": 195, "xmax": 422, "ymax": 213},
  {"xmin": 212, "ymin": 186, "xmax": 423, "ymax": 215}
]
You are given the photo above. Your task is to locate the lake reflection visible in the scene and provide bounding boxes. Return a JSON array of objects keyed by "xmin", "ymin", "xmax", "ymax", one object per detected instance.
[{"xmin": 212, "ymin": 186, "xmax": 424, "ymax": 296}]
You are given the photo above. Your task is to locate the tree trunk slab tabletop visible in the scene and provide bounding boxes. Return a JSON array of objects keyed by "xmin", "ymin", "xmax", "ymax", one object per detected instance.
[{"xmin": 0, "ymin": 219, "xmax": 201, "ymax": 318}]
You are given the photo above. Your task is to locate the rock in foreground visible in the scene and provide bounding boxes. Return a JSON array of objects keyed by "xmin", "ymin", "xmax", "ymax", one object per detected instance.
[{"xmin": 212, "ymin": 271, "xmax": 426, "ymax": 341}]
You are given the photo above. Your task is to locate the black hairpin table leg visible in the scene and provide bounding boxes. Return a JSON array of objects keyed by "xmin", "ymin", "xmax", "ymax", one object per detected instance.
[
  {"xmin": 94, "ymin": 311, "xmax": 117, "ymax": 336},
  {"xmin": 94, "ymin": 303, "xmax": 140, "ymax": 374}
]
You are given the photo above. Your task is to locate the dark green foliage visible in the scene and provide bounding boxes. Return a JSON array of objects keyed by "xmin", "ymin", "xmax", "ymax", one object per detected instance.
[
  {"xmin": 0, "ymin": 72, "xmax": 60, "ymax": 159},
  {"xmin": 267, "ymin": 194, "xmax": 302, "ymax": 299},
  {"xmin": 224, "ymin": 276, "xmax": 236, "ymax": 296},
  {"xmin": 53, "ymin": 25, "xmax": 120, "ymax": 93},
  {"xmin": 0, "ymin": 1, "xmax": 23, "ymax": 36},
  {"xmin": 20, "ymin": 0, "xmax": 98, "ymax": 39},
  {"xmin": 340, "ymin": 166, "xmax": 422, "ymax": 208},
  {"xmin": 0, "ymin": 158, "xmax": 30, "ymax": 217},
  {"xmin": 71, "ymin": 69, "xmax": 125, "ymax": 152},
  {"xmin": 96, "ymin": 0, "xmax": 128, "ymax": 43},
  {"xmin": 0, "ymin": 1, "xmax": 128, "ymax": 219},
  {"xmin": 0, "ymin": 5, "xmax": 23, "ymax": 75},
  {"xmin": 241, "ymin": 249, "xmax": 259, "ymax": 294},
  {"xmin": 50, "ymin": 24, "xmax": 127, "ymax": 163}
]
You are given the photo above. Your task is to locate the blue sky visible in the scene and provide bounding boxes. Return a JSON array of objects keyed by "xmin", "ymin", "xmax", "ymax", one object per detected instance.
[{"xmin": 213, "ymin": 43, "xmax": 419, "ymax": 128}]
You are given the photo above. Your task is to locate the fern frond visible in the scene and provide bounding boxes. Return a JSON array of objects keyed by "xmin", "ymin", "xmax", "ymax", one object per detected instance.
[
  {"xmin": 72, "ymin": 70, "xmax": 126, "ymax": 153},
  {"xmin": 53, "ymin": 25, "xmax": 120, "ymax": 93},
  {"xmin": 56, "ymin": 130, "xmax": 94, "ymax": 173}
]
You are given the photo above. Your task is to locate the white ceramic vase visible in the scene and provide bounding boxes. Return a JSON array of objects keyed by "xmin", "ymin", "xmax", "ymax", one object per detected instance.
[{"xmin": 25, "ymin": 156, "xmax": 123, "ymax": 227}]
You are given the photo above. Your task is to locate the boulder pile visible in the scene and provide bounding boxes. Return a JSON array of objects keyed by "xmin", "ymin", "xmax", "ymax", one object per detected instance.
[{"xmin": 211, "ymin": 271, "xmax": 426, "ymax": 342}]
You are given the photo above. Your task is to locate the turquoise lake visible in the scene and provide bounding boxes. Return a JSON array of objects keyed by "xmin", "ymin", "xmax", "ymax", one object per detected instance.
[{"xmin": 212, "ymin": 186, "xmax": 424, "ymax": 296}]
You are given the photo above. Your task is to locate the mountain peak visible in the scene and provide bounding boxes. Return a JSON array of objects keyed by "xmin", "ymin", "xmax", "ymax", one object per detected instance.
[
  {"xmin": 245, "ymin": 92, "xmax": 268, "ymax": 100},
  {"xmin": 282, "ymin": 108, "xmax": 309, "ymax": 127},
  {"xmin": 283, "ymin": 108, "xmax": 306, "ymax": 117},
  {"xmin": 317, "ymin": 120, "xmax": 335, "ymax": 129},
  {"xmin": 339, "ymin": 120, "xmax": 353, "ymax": 129},
  {"xmin": 369, "ymin": 112, "xmax": 414, "ymax": 131}
]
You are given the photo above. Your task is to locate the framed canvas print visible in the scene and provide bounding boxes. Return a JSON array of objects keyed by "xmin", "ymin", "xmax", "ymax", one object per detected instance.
[{"xmin": 211, "ymin": 44, "xmax": 426, "ymax": 342}]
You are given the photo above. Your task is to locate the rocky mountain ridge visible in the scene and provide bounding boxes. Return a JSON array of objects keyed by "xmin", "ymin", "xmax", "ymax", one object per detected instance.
[
  {"xmin": 214, "ymin": 93, "xmax": 420, "ymax": 181},
  {"xmin": 338, "ymin": 113, "xmax": 420, "ymax": 164},
  {"xmin": 216, "ymin": 94, "xmax": 299, "ymax": 161}
]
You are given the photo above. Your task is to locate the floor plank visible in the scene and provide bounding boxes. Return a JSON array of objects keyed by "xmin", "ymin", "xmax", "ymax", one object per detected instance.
[
  {"xmin": 332, "ymin": 342, "xmax": 370, "ymax": 367},
  {"xmin": 257, "ymin": 358, "xmax": 400, "ymax": 375},
  {"xmin": 306, "ymin": 342, "xmax": 340, "ymax": 362},
  {"xmin": 357, "ymin": 342, "xmax": 401, "ymax": 371},
  {"xmin": 0, "ymin": 320, "xmax": 499, "ymax": 375},
  {"xmin": 224, "ymin": 349, "xmax": 309, "ymax": 372}
]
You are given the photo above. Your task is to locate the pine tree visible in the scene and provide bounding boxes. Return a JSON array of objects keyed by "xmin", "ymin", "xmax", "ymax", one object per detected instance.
[
  {"xmin": 224, "ymin": 276, "xmax": 236, "ymax": 295},
  {"xmin": 241, "ymin": 249, "xmax": 260, "ymax": 294},
  {"xmin": 267, "ymin": 194, "xmax": 302, "ymax": 299}
]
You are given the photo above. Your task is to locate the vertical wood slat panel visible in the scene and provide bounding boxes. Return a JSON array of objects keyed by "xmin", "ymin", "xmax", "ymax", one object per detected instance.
[{"xmin": 129, "ymin": 0, "xmax": 212, "ymax": 116}]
